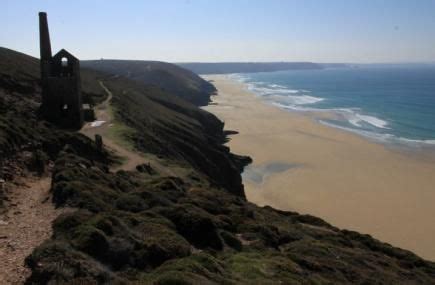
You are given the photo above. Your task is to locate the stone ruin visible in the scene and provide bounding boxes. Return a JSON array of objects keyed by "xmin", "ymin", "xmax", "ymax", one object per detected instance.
[{"xmin": 39, "ymin": 12, "xmax": 94, "ymax": 129}]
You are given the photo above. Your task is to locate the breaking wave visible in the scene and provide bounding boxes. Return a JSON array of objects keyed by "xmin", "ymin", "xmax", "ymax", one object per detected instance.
[{"xmin": 227, "ymin": 73, "xmax": 435, "ymax": 148}]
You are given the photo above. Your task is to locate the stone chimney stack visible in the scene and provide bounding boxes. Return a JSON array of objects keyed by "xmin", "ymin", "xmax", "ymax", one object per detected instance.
[{"xmin": 39, "ymin": 12, "xmax": 52, "ymax": 78}]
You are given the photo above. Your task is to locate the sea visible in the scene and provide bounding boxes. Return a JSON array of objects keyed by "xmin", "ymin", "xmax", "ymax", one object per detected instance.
[{"xmin": 230, "ymin": 65, "xmax": 435, "ymax": 148}]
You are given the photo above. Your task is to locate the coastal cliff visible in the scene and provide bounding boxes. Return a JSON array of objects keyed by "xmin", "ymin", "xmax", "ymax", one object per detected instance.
[{"xmin": 1, "ymin": 47, "xmax": 435, "ymax": 284}]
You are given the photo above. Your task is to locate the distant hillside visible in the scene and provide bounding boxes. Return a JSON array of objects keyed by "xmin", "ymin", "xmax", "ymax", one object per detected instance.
[
  {"xmin": 177, "ymin": 62, "xmax": 324, "ymax": 74},
  {"xmin": 82, "ymin": 59, "xmax": 216, "ymax": 106},
  {"xmin": 319, "ymin": 63, "xmax": 350, "ymax": 68}
]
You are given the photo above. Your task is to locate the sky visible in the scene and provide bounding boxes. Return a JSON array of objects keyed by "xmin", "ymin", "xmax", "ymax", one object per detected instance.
[{"xmin": 2, "ymin": 0, "xmax": 435, "ymax": 63}]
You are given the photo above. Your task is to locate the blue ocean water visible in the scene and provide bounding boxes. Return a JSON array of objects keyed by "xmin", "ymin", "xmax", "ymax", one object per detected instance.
[{"xmin": 231, "ymin": 65, "xmax": 435, "ymax": 147}]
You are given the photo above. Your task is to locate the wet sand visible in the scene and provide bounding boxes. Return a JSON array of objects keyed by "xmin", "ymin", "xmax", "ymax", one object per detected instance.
[{"xmin": 203, "ymin": 75, "xmax": 435, "ymax": 261}]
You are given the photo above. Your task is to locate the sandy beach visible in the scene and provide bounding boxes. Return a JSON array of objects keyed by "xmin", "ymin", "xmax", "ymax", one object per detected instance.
[{"xmin": 203, "ymin": 74, "xmax": 435, "ymax": 261}]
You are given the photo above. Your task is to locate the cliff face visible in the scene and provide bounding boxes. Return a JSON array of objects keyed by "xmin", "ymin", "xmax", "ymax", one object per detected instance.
[
  {"xmin": 1, "ymin": 47, "xmax": 435, "ymax": 284},
  {"xmin": 103, "ymin": 77, "xmax": 249, "ymax": 197}
]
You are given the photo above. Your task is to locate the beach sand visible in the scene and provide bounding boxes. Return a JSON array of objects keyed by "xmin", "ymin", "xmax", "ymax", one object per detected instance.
[{"xmin": 203, "ymin": 74, "xmax": 435, "ymax": 261}]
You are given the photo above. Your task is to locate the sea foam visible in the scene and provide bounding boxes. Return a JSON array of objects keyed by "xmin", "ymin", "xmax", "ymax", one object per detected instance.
[
  {"xmin": 319, "ymin": 120, "xmax": 435, "ymax": 147},
  {"xmin": 230, "ymin": 67, "xmax": 435, "ymax": 149},
  {"xmin": 244, "ymin": 81, "xmax": 324, "ymax": 106},
  {"xmin": 338, "ymin": 109, "xmax": 390, "ymax": 129},
  {"xmin": 240, "ymin": 76, "xmax": 392, "ymax": 133}
]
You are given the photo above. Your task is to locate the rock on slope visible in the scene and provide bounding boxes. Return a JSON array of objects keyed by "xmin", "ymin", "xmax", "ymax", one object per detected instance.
[{"xmin": 1, "ymin": 47, "xmax": 435, "ymax": 284}]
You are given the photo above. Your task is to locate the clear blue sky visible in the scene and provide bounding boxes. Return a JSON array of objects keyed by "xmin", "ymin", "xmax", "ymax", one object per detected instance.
[{"xmin": 2, "ymin": 0, "xmax": 435, "ymax": 63}]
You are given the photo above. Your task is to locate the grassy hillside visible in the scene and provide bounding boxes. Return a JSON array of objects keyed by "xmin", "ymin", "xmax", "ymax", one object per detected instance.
[
  {"xmin": 0, "ymin": 47, "xmax": 110, "ymax": 210},
  {"xmin": 104, "ymin": 77, "xmax": 249, "ymax": 196},
  {"xmin": 1, "ymin": 47, "xmax": 435, "ymax": 284},
  {"xmin": 0, "ymin": 47, "xmax": 246, "ymax": 202},
  {"xmin": 82, "ymin": 60, "xmax": 216, "ymax": 106}
]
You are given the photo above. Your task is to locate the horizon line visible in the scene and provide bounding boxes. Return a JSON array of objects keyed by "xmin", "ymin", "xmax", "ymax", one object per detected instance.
[{"xmin": 3, "ymin": 46, "xmax": 435, "ymax": 66}]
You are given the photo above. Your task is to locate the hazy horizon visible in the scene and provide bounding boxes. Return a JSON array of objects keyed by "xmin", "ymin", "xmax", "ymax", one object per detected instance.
[{"xmin": 2, "ymin": 0, "xmax": 435, "ymax": 63}]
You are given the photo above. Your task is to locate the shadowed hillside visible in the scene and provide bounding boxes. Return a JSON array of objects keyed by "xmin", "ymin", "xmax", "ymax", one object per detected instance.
[
  {"xmin": 0, "ymin": 47, "xmax": 108, "ymax": 159},
  {"xmin": 0, "ymin": 47, "xmax": 247, "ymax": 201},
  {"xmin": 1, "ymin": 47, "xmax": 435, "ymax": 284},
  {"xmin": 82, "ymin": 59, "xmax": 216, "ymax": 106}
]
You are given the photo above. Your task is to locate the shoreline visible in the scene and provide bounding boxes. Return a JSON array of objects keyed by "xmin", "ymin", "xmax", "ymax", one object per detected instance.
[{"xmin": 203, "ymin": 74, "xmax": 435, "ymax": 261}]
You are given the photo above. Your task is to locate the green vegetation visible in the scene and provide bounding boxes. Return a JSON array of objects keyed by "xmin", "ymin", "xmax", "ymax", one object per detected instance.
[
  {"xmin": 1, "ymin": 47, "xmax": 435, "ymax": 284},
  {"xmin": 105, "ymin": 105, "xmax": 138, "ymax": 152},
  {"xmin": 82, "ymin": 59, "xmax": 217, "ymax": 106},
  {"xmin": 104, "ymin": 77, "xmax": 250, "ymax": 197}
]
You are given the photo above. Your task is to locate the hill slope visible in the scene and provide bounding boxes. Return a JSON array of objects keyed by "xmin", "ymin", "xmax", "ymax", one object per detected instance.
[
  {"xmin": 82, "ymin": 59, "xmax": 216, "ymax": 106},
  {"xmin": 1, "ymin": 47, "xmax": 435, "ymax": 284}
]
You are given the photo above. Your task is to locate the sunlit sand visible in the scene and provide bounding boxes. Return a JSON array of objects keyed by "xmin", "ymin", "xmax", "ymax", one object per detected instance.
[{"xmin": 204, "ymin": 74, "xmax": 435, "ymax": 261}]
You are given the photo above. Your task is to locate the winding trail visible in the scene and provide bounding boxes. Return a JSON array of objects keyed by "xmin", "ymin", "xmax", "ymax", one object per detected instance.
[
  {"xmin": 81, "ymin": 81, "xmax": 179, "ymax": 176},
  {"xmin": 0, "ymin": 176, "xmax": 73, "ymax": 284},
  {"xmin": 81, "ymin": 81, "xmax": 148, "ymax": 171}
]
